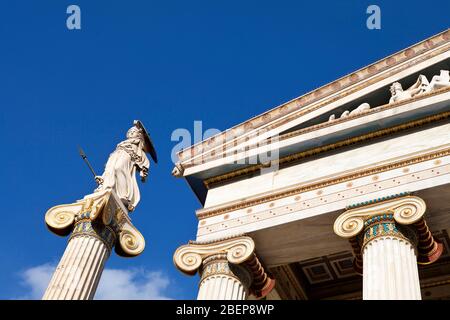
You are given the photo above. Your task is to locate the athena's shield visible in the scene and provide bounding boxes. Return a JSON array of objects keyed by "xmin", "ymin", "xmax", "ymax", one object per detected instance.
[{"xmin": 134, "ymin": 120, "xmax": 158, "ymax": 163}]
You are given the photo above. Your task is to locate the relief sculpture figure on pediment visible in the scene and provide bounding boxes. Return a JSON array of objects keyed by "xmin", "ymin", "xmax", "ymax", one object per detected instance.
[
  {"xmin": 328, "ymin": 102, "xmax": 371, "ymax": 122},
  {"xmin": 389, "ymin": 74, "xmax": 429, "ymax": 104},
  {"xmin": 427, "ymin": 70, "xmax": 450, "ymax": 92}
]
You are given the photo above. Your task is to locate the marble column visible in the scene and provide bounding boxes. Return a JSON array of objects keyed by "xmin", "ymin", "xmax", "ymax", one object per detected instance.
[
  {"xmin": 361, "ymin": 214, "xmax": 420, "ymax": 299},
  {"xmin": 197, "ymin": 254, "xmax": 252, "ymax": 300},
  {"xmin": 334, "ymin": 194, "xmax": 443, "ymax": 300},
  {"xmin": 43, "ymin": 219, "xmax": 114, "ymax": 300},
  {"xmin": 173, "ymin": 236, "xmax": 275, "ymax": 300},
  {"xmin": 43, "ymin": 191, "xmax": 145, "ymax": 300}
]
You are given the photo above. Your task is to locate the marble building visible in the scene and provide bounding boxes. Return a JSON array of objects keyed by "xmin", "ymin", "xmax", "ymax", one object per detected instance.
[{"xmin": 172, "ymin": 29, "xmax": 450, "ymax": 300}]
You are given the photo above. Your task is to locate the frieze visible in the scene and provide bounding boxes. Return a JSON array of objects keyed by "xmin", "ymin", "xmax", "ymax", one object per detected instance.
[{"xmin": 197, "ymin": 147, "xmax": 450, "ymax": 221}]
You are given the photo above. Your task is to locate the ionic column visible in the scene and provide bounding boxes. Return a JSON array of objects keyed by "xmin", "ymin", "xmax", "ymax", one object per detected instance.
[
  {"xmin": 334, "ymin": 194, "xmax": 443, "ymax": 300},
  {"xmin": 43, "ymin": 219, "xmax": 113, "ymax": 300},
  {"xmin": 43, "ymin": 191, "xmax": 145, "ymax": 300},
  {"xmin": 173, "ymin": 236, "xmax": 275, "ymax": 300}
]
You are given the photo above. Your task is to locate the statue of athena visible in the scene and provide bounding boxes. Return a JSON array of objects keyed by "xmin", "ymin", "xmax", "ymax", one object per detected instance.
[{"xmin": 95, "ymin": 120, "xmax": 157, "ymax": 211}]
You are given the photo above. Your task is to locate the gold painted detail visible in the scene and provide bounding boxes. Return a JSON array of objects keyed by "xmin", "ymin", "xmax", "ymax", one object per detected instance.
[
  {"xmin": 361, "ymin": 214, "xmax": 416, "ymax": 251},
  {"xmin": 346, "ymin": 192, "xmax": 410, "ymax": 209},
  {"xmin": 197, "ymin": 162, "xmax": 449, "ymax": 237},
  {"xmin": 198, "ymin": 147, "xmax": 450, "ymax": 219},
  {"xmin": 199, "ymin": 254, "xmax": 253, "ymax": 289},
  {"xmin": 204, "ymin": 110, "xmax": 450, "ymax": 189},
  {"xmin": 44, "ymin": 190, "xmax": 145, "ymax": 258},
  {"xmin": 70, "ymin": 220, "xmax": 117, "ymax": 253}
]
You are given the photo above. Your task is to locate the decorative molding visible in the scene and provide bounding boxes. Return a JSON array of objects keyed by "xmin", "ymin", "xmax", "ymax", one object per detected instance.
[
  {"xmin": 203, "ymin": 109, "xmax": 450, "ymax": 189},
  {"xmin": 197, "ymin": 146, "xmax": 450, "ymax": 219},
  {"xmin": 70, "ymin": 220, "xmax": 117, "ymax": 253},
  {"xmin": 45, "ymin": 190, "xmax": 145, "ymax": 258},
  {"xmin": 360, "ymin": 214, "xmax": 417, "ymax": 251},
  {"xmin": 346, "ymin": 192, "xmax": 410, "ymax": 209},
  {"xmin": 199, "ymin": 254, "xmax": 253, "ymax": 288}
]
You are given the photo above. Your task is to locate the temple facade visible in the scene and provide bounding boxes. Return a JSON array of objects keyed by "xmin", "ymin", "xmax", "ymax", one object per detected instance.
[{"xmin": 173, "ymin": 29, "xmax": 450, "ymax": 300}]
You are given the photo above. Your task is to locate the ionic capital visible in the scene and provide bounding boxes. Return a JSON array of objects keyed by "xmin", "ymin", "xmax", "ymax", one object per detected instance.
[
  {"xmin": 333, "ymin": 194, "xmax": 443, "ymax": 273},
  {"xmin": 173, "ymin": 236, "xmax": 255, "ymax": 275},
  {"xmin": 334, "ymin": 195, "xmax": 426, "ymax": 239},
  {"xmin": 45, "ymin": 190, "xmax": 145, "ymax": 257},
  {"xmin": 173, "ymin": 235, "xmax": 275, "ymax": 298}
]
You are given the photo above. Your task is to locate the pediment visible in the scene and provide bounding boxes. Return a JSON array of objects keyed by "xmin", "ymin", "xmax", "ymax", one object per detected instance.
[{"xmin": 173, "ymin": 29, "xmax": 450, "ymax": 204}]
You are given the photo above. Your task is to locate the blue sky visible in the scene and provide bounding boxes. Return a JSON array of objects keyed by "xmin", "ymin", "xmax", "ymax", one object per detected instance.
[{"xmin": 0, "ymin": 1, "xmax": 448, "ymax": 299}]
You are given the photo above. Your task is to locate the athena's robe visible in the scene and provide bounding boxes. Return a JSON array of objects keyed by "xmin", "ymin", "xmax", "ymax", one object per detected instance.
[{"xmin": 96, "ymin": 137, "xmax": 149, "ymax": 210}]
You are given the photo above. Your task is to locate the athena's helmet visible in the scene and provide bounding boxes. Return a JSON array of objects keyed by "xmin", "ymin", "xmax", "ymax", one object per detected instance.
[{"xmin": 126, "ymin": 126, "xmax": 144, "ymax": 140}]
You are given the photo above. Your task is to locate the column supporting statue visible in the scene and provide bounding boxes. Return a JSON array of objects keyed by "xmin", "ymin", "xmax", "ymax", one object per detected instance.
[{"xmin": 43, "ymin": 120, "xmax": 157, "ymax": 300}]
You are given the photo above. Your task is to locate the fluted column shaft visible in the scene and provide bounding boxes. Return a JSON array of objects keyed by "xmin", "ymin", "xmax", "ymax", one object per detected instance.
[
  {"xmin": 43, "ymin": 235, "xmax": 109, "ymax": 300},
  {"xmin": 197, "ymin": 254, "xmax": 252, "ymax": 300},
  {"xmin": 361, "ymin": 215, "xmax": 420, "ymax": 299},
  {"xmin": 43, "ymin": 217, "xmax": 116, "ymax": 300}
]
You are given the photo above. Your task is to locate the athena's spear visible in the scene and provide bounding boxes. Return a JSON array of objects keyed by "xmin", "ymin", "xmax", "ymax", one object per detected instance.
[{"xmin": 78, "ymin": 146, "xmax": 99, "ymax": 185}]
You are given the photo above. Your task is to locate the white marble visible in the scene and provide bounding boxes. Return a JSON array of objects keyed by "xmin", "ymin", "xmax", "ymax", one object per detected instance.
[
  {"xmin": 198, "ymin": 275, "xmax": 247, "ymax": 300},
  {"xmin": 389, "ymin": 75, "xmax": 429, "ymax": 103},
  {"xmin": 42, "ymin": 235, "xmax": 109, "ymax": 300},
  {"xmin": 362, "ymin": 237, "xmax": 421, "ymax": 300},
  {"xmin": 428, "ymin": 70, "xmax": 450, "ymax": 92},
  {"xmin": 205, "ymin": 122, "xmax": 450, "ymax": 208},
  {"xmin": 95, "ymin": 121, "xmax": 150, "ymax": 211}
]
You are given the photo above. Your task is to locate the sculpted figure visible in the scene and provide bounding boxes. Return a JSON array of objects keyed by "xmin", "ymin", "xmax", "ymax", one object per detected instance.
[
  {"xmin": 350, "ymin": 102, "xmax": 370, "ymax": 116},
  {"xmin": 95, "ymin": 120, "xmax": 157, "ymax": 211},
  {"xmin": 427, "ymin": 70, "xmax": 450, "ymax": 92},
  {"xmin": 328, "ymin": 102, "xmax": 370, "ymax": 122},
  {"xmin": 389, "ymin": 75, "xmax": 429, "ymax": 103},
  {"xmin": 340, "ymin": 110, "xmax": 350, "ymax": 118}
]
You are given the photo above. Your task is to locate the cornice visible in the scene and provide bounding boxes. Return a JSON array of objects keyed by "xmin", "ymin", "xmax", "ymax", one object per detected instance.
[{"xmin": 203, "ymin": 109, "xmax": 450, "ymax": 189}]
